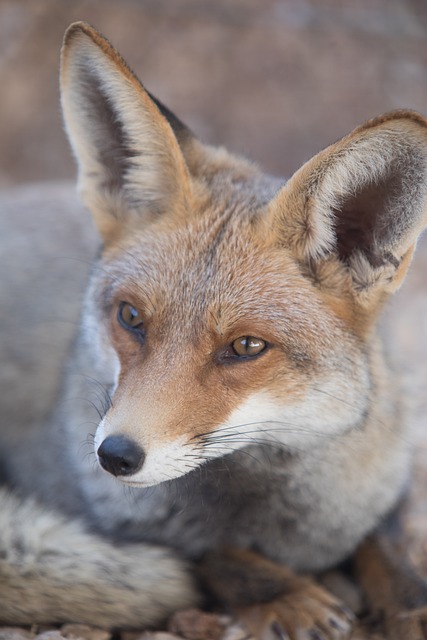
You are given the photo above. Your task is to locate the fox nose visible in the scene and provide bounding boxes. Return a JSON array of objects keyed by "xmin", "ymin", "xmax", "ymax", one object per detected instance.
[{"xmin": 97, "ymin": 435, "xmax": 145, "ymax": 477}]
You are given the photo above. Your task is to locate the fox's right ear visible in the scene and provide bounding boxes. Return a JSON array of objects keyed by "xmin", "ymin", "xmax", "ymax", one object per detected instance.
[{"xmin": 60, "ymin": 22, "xmax": 193, "ymax": 240}]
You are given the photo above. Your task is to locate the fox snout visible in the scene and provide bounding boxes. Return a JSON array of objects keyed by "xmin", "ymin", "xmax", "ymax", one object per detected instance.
[{"xmin": 97, "ymin": 435, "xmax": 145, "ymax": 477}]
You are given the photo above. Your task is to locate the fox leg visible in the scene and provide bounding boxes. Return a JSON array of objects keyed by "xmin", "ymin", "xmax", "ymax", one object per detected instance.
[
  {"xmin": 198, "ymin": 548, "xmax": 354, "ymax": 640},
  {"xmin": 355, "ymin": 508, "xmax": 427, "ymax": 640},
  {"xmin": 0, "ymin": 489, "xmax": 199, "ymax": 628}
]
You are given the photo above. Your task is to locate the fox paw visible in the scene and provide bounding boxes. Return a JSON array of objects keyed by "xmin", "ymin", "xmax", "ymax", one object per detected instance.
[
  {"xmin": 384, "ymin": 606, "xmax": 427, "ymax": 640},
  {"xmin": 237, "ymin": 581, "xmax": 354, "ymax": 640}
]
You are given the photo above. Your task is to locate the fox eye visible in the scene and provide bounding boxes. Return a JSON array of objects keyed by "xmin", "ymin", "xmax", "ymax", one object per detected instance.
[
  {"xmin": 231, "ymin": 336, "xmax": 267, "ymax": 358},
  {"xmin": 118, "ymin": 302, "xmax": 144, "ymax": 333}
]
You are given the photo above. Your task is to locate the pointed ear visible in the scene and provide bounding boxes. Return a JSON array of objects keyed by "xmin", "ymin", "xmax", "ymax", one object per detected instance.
[
  {"xmin": 60, "ymin": 22, "xmax": 193, "ymax": 240},
  {"xmin": 268, "ymin": 111, "xmax": 427, "ymax": 306}
]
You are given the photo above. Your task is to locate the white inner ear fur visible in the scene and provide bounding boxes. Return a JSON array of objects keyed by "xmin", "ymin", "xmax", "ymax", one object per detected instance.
[
  {"xmin": 314, "ymin": 135, "xmax": 425, "ymax": 251},
  {"xmin": 280, "ymin": 122, "xmax": 427, "ymax": 277}
]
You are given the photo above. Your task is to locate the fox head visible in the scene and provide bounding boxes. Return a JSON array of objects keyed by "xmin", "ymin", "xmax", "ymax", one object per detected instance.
[{"xmin": 61, "ymin": 22, "xmax": 427, "ymax": 487}]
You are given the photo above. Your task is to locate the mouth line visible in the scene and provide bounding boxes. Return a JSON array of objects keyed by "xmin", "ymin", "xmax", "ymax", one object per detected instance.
[{"xmin": 118, "ymin": 477, "xmax": 156, "ymax": 488}]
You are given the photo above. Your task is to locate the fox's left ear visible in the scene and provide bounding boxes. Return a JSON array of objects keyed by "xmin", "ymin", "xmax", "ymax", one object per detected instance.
[
  {"xmin": 60, "ymin": 22, "xmax": 193, "ymax": 240},
  {"xmin": 269, "ymin": 111, "xmax": 427, "ymax": 308}
]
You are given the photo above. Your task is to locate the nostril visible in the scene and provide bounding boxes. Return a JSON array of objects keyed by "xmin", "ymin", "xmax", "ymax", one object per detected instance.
[
  {"xmin": 117, "ymin": 458, "xmax": 132, "ymax": 473},
  {"xmin": 97, "ymin": 435, "xmax": 145, "ymax": 477}
]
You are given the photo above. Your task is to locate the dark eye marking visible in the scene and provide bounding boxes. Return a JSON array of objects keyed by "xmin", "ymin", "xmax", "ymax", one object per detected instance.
[{"xmin": 117, "ymin": 302, "xmax": 145, "ymax": 341}]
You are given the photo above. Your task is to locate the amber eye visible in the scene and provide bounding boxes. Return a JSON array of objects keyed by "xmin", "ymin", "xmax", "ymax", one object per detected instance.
[
  {"xmin": 118, "ymin": 302, "xmax": 144, "ymax": 333},
  {"xmin": 231, "ymin": 336, "xmax": 267, "ymax": 358}
]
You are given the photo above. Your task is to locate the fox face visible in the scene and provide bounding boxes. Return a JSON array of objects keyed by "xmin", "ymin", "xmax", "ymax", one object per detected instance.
[
  {"xmin": 61, "ymin": 23, "xmax": 427, "ymax": 487},
  {"xmin": 88, "ymin": 203, "xmax": 370, "ymax": 487}
]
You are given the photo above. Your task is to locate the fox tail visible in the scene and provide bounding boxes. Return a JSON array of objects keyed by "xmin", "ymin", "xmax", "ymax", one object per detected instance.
[{"xmin": 0, "ymin": 489, "xmax": 199, "ymax": 627}]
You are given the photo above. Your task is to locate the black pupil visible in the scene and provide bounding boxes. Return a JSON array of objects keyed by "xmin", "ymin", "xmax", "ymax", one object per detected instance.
[
  {"xmin": 232, "ymin": 336, "xmax": 265, "ymax": 357},
  {"xmin": 129, "ymin": 306, "xmax": 138, "ymax": 323},
  {"xmin": 120, "ymin": 303, "xmax": 142, "ymax": 329}
]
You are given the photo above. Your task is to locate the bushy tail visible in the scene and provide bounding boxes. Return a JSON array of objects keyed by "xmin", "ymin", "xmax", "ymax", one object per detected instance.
[{"xmin": 0, "ymin": 489, "xmax": 200, "ymax": 627}]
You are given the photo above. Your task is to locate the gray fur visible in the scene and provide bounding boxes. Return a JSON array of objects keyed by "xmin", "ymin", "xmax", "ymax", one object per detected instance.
[
  {"xmin": 1, "ymin": 23, "xmax": 427, "ymax": 631},
  {"xmin": 0, "ymin": 171, "xmax": 416, "ymax": 625}
]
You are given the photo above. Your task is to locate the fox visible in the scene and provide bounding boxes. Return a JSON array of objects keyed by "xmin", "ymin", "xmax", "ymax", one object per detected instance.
[{"xmin": 2, "ymin": 20, "xmax": 427, "ymax": 640}]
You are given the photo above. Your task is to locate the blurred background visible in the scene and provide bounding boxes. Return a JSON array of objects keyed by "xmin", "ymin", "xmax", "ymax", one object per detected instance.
[{"xmin": 1, "ymin": 0, "xmax": 427, "ymax": 188}]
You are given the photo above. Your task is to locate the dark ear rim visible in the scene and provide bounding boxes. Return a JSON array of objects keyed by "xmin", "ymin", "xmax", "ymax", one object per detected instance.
[
  {"xmin": 352, "ymin": 109, "xmax": 427, "ymax": 136},
  {"xmin": 146, "ymin": 91, "xmax": 195, "ymax": 148}
]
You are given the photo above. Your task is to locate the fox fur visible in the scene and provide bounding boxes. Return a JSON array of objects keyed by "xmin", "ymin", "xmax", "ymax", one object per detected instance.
[{"xmin": 1, "ymin": 21, "xmax": 427, "ymax": 639}]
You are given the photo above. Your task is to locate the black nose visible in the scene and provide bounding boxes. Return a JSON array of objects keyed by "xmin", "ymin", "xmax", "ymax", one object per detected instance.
[{"xmin": 97, "ymin": 435, "xmax": 145, "ymax": 477}]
